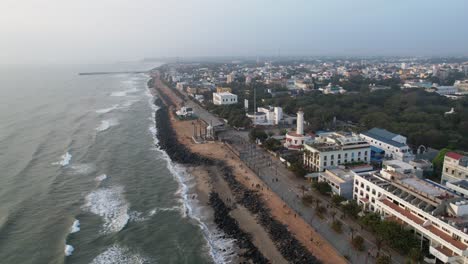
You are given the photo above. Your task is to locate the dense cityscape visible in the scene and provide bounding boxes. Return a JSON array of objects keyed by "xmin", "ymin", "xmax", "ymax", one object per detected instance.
[{"xmin": 156, "ymin": 56, "xmax": 468, "ymax": 264}]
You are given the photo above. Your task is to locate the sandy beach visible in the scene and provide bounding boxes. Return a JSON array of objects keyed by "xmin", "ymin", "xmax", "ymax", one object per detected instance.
[{"xmin": 149, "ymin": 71, "xmax": 347, "ymax": 264}]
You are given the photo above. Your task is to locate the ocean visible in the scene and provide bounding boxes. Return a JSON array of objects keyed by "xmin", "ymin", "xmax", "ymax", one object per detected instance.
[{"xmin": 0, "ymin": 63, "xmax": 226, "ymax": 264}]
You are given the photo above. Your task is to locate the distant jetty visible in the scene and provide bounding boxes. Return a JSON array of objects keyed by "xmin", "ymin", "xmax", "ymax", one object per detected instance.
[{"xmin": 78, "ymin": 71, "xmax": 148, "ymax": 76}]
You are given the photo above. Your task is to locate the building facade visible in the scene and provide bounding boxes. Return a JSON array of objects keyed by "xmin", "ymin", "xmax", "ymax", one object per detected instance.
[
  {"xmin": 354, "ymin": 170, "xmax": 468, "ymax": 264},
  {"xmin": 318, "ymin": 168, "xmax": 354, "ymax": 199},
  {"xmin": 303, "ymin": 132, "xmax": 370, "ymax": 172},
  {"xmin": 213, "ymin": 92, "xmax": 238, "ymax": 105},
  {"xmin": 360, "ymin": 128, "xmax": 414, "ymax": 162},
  {"xmin": 441, "ymin": 152, "xmax": 468, "ymax": 184}
]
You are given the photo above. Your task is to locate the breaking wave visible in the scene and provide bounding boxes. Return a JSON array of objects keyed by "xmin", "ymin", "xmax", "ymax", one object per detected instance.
[
  {"xmin": 90, "ymin": 245, "xmax": 149, "ymax": 264},
  {"xmin": 53, "ymin": 152, "xmax": 72, "ymax": 166},
  {"xmin": 95, "ymin": 174, "xmax": 108, "ymax": 182},
  {"xmin": 96, "ymin": 119, "xmax": 119, "ymax": 132},
  {"xmin": 96, "ymin": 104, "xmax": 119, "ymax": 114},
  {"xmin": 70, "ymin": 219, "xmax": 80, "ymax": 234},
  {"xmin": 82, "ymin": 186, "xmax": 129, "ymax": 234},
  {"xmin": 65, "ymin": 244, "xmax": 74, "ymax": 256},
  {"xmin": 111, "ymin": 87, "xmax": 139, "ymax": 97}
]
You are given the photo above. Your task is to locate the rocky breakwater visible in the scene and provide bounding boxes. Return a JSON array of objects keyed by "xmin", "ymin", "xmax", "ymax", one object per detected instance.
[{"xmin": 151, "ymin": 95, "xmax": 267, "ymax": 263}]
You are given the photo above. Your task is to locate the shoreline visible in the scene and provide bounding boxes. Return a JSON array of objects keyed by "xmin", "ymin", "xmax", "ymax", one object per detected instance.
[{"xmin": 148, "ymin": 71, "xmax": 345, "ymax": 264}]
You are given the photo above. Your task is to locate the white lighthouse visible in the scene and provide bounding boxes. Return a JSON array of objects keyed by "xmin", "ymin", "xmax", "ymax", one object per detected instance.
[
  {"xmin": 296, "ymin": 110, "xmax": 304, "ymax": 135},
  {"xmin": 284, "ymin": 109, "xmax": 313, "ymax": 150}
]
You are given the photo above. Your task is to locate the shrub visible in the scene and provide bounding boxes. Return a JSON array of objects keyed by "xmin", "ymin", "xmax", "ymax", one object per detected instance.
[
  {"xmin": 352, "ymin": 235, "xmax": 365, "ymax": 251},
  {"xmin": 331, "ymin": 220, "xmax": 343, "ymax": 233}
]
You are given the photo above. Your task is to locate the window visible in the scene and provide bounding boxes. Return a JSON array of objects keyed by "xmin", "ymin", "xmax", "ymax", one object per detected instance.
[
  {"xmin": 324, "ymin": 162, "xmax": 327, "ymax": 166},
  {"xmin": 452, "ymin": 170, "xmax": 455, "ymax": 175},
  {"xmin": 364, "ymin": 157, "xmax": 367, "ymax": 161},
  {"xmin": 345, "ymin": 153, "xmax": 348, "ymax": 158},
  {"xmin": 364, "ymin": 151, "xmax": 368, "ymax": 155},
  {"xmin": 358, "ymin": 152, "xmax": 361, "ymax": 156},
  {"xmin": 331, "ymin": 161, "xmax": 334, "ymax": 166},
  {"xmin": 372, "ymin": 189, "xmax": 376, "ymax": 195},
  {"xmin": 338, "ymin": 154, "xmax": 341, "ymax": 159},
  {"xmin": 331, "ymin": 155, "xmax": 334, "ymax": 160},
  {"xmin": 324, "ymin": 156, "xmax": 327, "ymax": 161}
]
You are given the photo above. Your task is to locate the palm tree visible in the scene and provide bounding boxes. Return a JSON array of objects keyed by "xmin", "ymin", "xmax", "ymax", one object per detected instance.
[
  {"xmin": 300, "ymin": 185, "xmax": 307, "ymax": 197},
  {"xmin": 315, "ymin": 198, "xmax": 321, "ymax": 209}
]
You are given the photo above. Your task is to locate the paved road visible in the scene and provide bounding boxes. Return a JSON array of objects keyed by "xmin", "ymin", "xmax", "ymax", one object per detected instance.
[{"xmin": 219, "ymin": 132, "xmax": 407, "ymax": 264}]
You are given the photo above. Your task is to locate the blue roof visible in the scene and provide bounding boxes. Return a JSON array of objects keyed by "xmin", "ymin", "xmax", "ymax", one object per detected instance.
[{"xmin": 361, "ymin": 128, "xmax": 406, "ymax": 148}]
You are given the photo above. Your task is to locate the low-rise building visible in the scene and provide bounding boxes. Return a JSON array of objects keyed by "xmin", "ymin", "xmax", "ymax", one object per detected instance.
[
  {"xmin": 441, "ymin": 152, "xmax": 468, "ymax": 184},
  {"xmin": 360, "ymin": 128, "xmax": 414, "ymax": 162},
  {"xmin": 318, "ymin": 168, "xmax": 354, "ymax": 199},
  {"xmin": 354, "ymin": 170, "xmax": 468, "ymax": 263},
  {"xmin": 213, "ymin": 92, "xmax": 238, "ymax": 105},
  {"xmin": 320, "ymin": 83, "xmax": 346, "ymax": 94},
  {"xmin": 382, "ymin": 159, "xmax": 423, "ymax": 177},
  {"xmin": 246, "ymin": 106, "xmax": 283, "ymax": 125},
  {"xmin": 303, "ymin": 132, "xmax": 370, "ymax": 172},
  {"xmin": 435, "ymin": 86, "xmax": 458, "ymax": 96}
]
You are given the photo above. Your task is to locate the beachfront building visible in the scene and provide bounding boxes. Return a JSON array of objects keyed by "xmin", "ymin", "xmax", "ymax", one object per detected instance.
[
  {"xmin": 354, "ymin": 170, "xmax": 468, "ymax": 263},
  {"xmin": 441, "ymin": 152, "xmax": 468, "ymax": 184},
  {"xmin": 318, "ymin": 168, "xmax": 354, "ymax": 199},
  {"xmin": 284, "ymin": 110, "xmax": 313, "ymax": 150},
  {"xmin": 303, "ymin": 132, "xmax": 370, "ymax": 172},
  {"xmin": 246, "ymin": 106, "xmax": 283, "ymax": 126},
  {"xmin": 213, "ymin": 92, "xmax": 238, "ymax": 105},
  {"xmin": 360, "ymin": 128, "xmax": 414, "ymax": 162}
]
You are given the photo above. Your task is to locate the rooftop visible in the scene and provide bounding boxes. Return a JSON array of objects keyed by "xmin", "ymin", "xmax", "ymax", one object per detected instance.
[{"xmin": 361, "ymin": 127, "xmax": 406, "ymax": 148}]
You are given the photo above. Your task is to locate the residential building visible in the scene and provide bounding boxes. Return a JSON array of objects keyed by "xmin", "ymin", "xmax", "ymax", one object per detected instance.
[
  {"xmin": 369, "ymin": 84, "xmax": 391, "ymax": 92},
  {"xmin": 318, "ymin": 168, "xmax": 354, "ymax": 199},
  {"xmin": 216, "ymin": 87, "xmax": 232, "ymax": 93},
  {"xmin": 354, "ymin": 170, "xmax": 468, "ymax": 263},
  {"xmin": 435, "ymin": 86, "xmax": 458, "ymax": 96},
  {"xmin": 303, "ymin": 132, "xmax": 370, "ymax": 172},
  {"xmin": 213, "ymin": 92, "xmax": 238, "ymax": 105},
  {"xmin": 441, "ymin": 152, "xmax": 468, "ymax": 184},
  {"xmin": 360, "ymin": 128, "xmax": 414, "ymax": 162},
  {"xmin": 446, "ymin": 180, "xmax": 468, "ymax": 197}
]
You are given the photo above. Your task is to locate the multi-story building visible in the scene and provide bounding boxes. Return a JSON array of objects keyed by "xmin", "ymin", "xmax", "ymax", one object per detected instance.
[
  {"xmin": 303, "ymin": 132, "xmax": 370, "ymax": 172},
  {"xmin": 360, "ymin": 128, "xmax": 414, "ymax": 162},
  {"xmin": 318, "ymin": 168, "xmax": 354, "ymax": 199},
  {"xmin": 441, "ymin": 152, "xmax": 468, "ymax": 184},
  {"xmin": 246, "ymin": 106, "xmax": 283, "ymax": 125},
  {"xmin": 354, "ymin": 170, "xmax": 468, "ymax": 263},
  {"xmin": 213, "ymin": 92, "xmax": 238, "ymax": 105}
]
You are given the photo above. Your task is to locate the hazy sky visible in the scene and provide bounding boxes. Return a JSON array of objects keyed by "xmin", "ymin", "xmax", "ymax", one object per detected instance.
[{"xmin": 1, "ymin": 0, "xmax": 468, "ymax": 64}]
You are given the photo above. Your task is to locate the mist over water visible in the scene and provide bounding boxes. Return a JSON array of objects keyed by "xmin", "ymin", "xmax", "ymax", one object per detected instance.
[{"xmin": 0, "ymin": 63, "xmax": 214, "ymax": 264}]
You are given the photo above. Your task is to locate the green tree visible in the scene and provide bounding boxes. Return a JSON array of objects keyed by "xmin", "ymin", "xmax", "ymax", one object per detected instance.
[
  {"xmin": 351, "ymin": 235, "xmax": 365, "ymax": 251},
  {"xmin": 376, "ymin": 255, "xmax": 391, "ymax": 264},
  {"xmin": 312, "ymin": 181, "xmax": 332, "ymax": 195}
]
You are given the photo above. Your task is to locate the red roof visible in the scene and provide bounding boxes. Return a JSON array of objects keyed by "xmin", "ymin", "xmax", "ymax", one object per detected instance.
[{"xmin": 446, "ymin": 152, "xmax": 463, "ymax": 160}]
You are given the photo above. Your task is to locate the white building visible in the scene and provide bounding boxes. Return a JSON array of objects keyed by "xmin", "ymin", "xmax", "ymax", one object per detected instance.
[
  {"xmin": 318, "ymin": 168, "xmax": 354, "ymax": 199},
  {"xmin": 383, "ymin": 159, "xmax": 423, "ymax": 178},
  {"xmin": 435, "ymin": 86, "xmax": 459, "ymax": 96},
  {"xmin": 284, "ymin": 110, "xmax": 313, "ymax": 150},
  {"xmin": 441, "ymin": 152, "xmax": 468, "ymax": 184},
  {"xmin": 320, "ymin": 83, "xmax": 346, "ymax": 94},
  {"xmin": 360, "ymin": 128, "xmax": 414, "ymax": 162},
  {"xmin": 246, "ymin": 106, "xmax": 283, "ymax": 126},
  {"xmin": 303, "ymin": 132, "xmax": 370, "ymax": 172},
  {"xmin": 213, "ymin": 92, "xmax": 238, "ymax": 105},
  {"xmin": 354, "ymin": 170, "xmax": 468, "ymax": 264},
  {"xmin": 175, "ymin": 106, "xmax": 194, "ymax": 118}
]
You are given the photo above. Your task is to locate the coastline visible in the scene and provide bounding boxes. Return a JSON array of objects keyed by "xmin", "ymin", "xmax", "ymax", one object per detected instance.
[{"xmin": 147, "ymin": 70, "xmax": 346, "ymax": 264}]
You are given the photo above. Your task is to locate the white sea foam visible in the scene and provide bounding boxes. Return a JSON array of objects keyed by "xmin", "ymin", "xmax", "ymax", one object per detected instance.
[
  {"xmin": 96, "ymin": 119, "xmax": 119, "ymax": 132},
  {"xmin": 146, "ymin": 83, "xmax": 236, "ymax": 263},
  {"xmin": 53, "ymin": 152, "xmax": 72, "ymax": 166},
  {"xmin": 96, "ymin": 104, "xmax": 119, "ymax": 114},
  {"xmin": 111, "ymin": 87, "xmax": 139, "ymax": 97},
  {"xmin": 67, "ymin": 163, "xmax": 96, "ymax": 175},
  {"xmin": 95, "ymin": 174, "xmax": 108, "ymax": 182},
  {"xmin": 64, "ymin": 244, "xmax": 74, "ymax": 256},
  {"xmin": 90, "ymin": 245, "xmax": 148, "ymax": 264},
  {"xmin": 129, "ymin": 206, "xmax": 180, "ymax": 222},
  {"xmin": 70, "ymin": 219, "xmax": 80, "ymax": 234},
  {"xmin": 82, "ymin": 186, "xmax": 129, "ymax": 234}
]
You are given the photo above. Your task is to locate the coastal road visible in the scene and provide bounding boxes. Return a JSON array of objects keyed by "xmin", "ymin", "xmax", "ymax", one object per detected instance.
[{"xmin": 219, "ymin": 131, "xmax": 407, "ymax": 264}]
